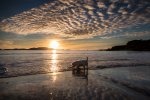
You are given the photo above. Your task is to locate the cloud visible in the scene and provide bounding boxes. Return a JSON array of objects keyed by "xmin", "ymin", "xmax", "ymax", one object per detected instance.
[
  {"xmin": 0, "ymin": 0, "xmax": 149, "ymax": 39},
  {"xmin": 0, "ymin": 40, "xmax": 15, "ymax": 48},
  {"xmin": 97, "ymin": 2, "xmax": 107, "ymax": 9},
  {"xmin": 99, "ymin": 30, "xmax": 150, "ymax": 39}
]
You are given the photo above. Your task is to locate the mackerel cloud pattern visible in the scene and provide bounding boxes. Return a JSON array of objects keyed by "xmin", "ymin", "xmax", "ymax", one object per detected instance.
[{"xmin": 0, "ymin": 0, "xmax": 150, "ymax": 38}]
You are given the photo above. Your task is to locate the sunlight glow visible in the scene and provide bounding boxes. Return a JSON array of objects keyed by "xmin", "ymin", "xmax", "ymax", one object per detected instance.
[
  {"xmin": 50, "ymin": 50, "xmax": 58, "ymax": 82},
  {"xmin": 49, "ymin": 40, "xmax": 59, "ymax": 49},
  {"xmin": 50, "ymin": 50, "xmax": 58, "ymax": 73}
]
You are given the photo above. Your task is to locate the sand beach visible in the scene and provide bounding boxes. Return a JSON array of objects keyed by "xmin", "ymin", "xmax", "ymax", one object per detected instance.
[{"xmin": 0, "ymin": 67, "xmax": 150, "ymax": 100}]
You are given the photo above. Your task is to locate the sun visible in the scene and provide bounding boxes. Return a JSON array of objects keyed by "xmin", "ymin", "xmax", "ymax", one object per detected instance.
[{"xmin": 49, "ymin": 40, "xmax": 59, "ymax": 49}]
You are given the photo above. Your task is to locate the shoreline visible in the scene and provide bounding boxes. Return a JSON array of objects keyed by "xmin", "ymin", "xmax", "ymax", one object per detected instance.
[
  {"xmin": 0, "ymin": 68, "xmax": 150, "ymax": 100},
  {"xmin": 1, "ymin": 65, "xmax": 149, "ymax": 78}
]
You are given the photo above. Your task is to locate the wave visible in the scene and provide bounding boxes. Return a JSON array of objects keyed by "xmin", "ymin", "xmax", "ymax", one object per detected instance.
[
  {"xmin": 1, "ymin": 65, "xmax": 150, "ymax": 78},
  {"xmin": 95, "ymin": 64, "xmax": 150, "ymax": 69}
]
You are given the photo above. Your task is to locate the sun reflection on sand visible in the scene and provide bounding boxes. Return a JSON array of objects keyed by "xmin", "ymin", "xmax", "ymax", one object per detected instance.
[
  {"xmin": 50, "ymin": 50, "xmax": 58, "ymax": 73},
  {"xmin": 50, "ymin": 50, "xmax": 59, "ymax": 82}
]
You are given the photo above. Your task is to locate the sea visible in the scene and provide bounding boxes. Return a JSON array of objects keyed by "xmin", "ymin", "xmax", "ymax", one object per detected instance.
[{"xmin": 0, "ymin": 50, "xmax": 150, "ymax": 77}]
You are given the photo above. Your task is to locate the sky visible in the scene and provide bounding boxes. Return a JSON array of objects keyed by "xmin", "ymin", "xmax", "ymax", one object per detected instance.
[{"xmin": 0, "ymin": 0, "xmax": 150, "ymax": 50}]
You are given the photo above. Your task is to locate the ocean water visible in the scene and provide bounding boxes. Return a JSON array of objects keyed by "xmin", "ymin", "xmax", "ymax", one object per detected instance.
[{"xmin": 0, "ymin": 50, "xmax": 150, "ymax": 77}]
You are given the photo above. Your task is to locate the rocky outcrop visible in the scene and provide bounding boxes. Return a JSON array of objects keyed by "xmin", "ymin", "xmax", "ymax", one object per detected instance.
[{"xmin": 108, "ymin": 39, "xmax": 150, "ymax": 51}]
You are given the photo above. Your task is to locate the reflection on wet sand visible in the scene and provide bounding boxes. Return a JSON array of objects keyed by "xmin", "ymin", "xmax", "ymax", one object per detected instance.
[
  {"xmin": 50, "ymin": 50, "xmax": 58, "ymax": 73},
  {"xmin": 50, "ymin": 50, "xmax": 58, "ymax": 82},
  {"xmin": 0, "ymin": 71, "xmax": 149, "ymax": 100}
]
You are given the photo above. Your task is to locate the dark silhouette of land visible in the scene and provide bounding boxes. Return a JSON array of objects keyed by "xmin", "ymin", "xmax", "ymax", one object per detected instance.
[
  {"xmin": 1, "ymin": 39, "xmax": 150, "ymax": 51},
  {"xmin": 108, "ymin": 39, "xmax": 150, "ymax": 51},
  {"xmin": 0, "ymin": 47, "xmax": 53, "ymax": 50},
  {"xmin": 29, "ymin": 47, "xmax": 51, "ymax": 50}
]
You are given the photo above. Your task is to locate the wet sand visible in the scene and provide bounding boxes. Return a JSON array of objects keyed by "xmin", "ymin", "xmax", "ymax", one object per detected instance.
[{"xmin": 0, "ymin": 70, "xmax": 150, "ymax": 100}]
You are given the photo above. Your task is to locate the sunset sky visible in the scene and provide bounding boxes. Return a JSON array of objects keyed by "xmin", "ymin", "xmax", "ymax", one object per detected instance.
[{"xmin": 0, "ymin": 0, "xmax": 150, "ymax": 50}]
